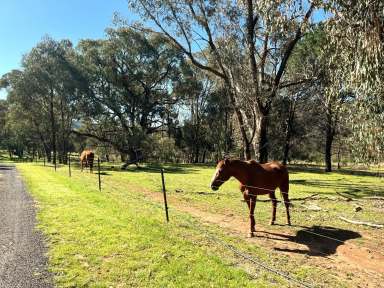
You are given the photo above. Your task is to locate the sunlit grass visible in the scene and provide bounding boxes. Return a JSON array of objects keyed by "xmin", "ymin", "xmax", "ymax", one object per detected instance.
[{"xmin": 16, "ymin": 161, "xmax": 383, "ymax": 287}]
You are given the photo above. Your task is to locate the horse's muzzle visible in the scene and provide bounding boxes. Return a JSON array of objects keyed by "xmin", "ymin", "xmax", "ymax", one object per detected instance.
[{"xmin": 211, "ymin": 184, "xmax": 219, "ymax": 191}]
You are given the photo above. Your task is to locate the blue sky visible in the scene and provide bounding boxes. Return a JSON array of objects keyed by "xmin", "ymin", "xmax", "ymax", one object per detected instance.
[
  {"xmin": 0, "ymin": 1, "xmax": 327, "ymax": 99},
  {"xmin": 0, "ymin": 0, "xmax": 135, "ymax": 99}
]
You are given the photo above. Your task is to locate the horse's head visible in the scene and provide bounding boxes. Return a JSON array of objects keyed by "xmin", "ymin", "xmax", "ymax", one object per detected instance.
[{"xmin": 210, "ymin": 159, "xmax": 232, "ymax": 191}]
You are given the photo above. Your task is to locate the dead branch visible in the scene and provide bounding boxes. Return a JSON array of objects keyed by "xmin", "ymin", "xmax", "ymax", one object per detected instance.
[
  {"xmin": 336, "ymin": 192, "xmax": 357, "ymax": 201},
  {"xmin": 290, "ymin": 193, "xmax": 319, "ymax": 201},
  {"xmin": 338, "ymin": 216, "xmax": 384, "ymax": 228},
  {"xmin": 362, "ymin": 196, "xmax": 384, "ymax": 201}
]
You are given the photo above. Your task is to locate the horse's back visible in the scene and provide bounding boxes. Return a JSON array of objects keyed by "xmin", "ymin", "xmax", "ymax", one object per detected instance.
[
  {"xmin": 247, "ymin": 160, "xmax": 286, "ymax": 174},
  {"xmin": 248, "ymin": 160, "xmax": 288, "ymax": 190},
  {"xmin": 262, "ymin": 161, "xmax": 287, "ymax": 174}
]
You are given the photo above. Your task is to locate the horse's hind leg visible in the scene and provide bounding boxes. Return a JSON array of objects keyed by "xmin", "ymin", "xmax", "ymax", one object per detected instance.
[
  {"xmin": 269, "ymin": 191, "xmax": 277, "ymax": 225},
  {"xmin": 280, "ymin": 182, "xmax": 291, "ymax": 225}
]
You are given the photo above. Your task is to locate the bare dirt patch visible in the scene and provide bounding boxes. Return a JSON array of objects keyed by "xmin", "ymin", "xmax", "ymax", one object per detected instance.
[{"xmin": 135, "ymin": 185, "xmax": 384, "ymax": 287}]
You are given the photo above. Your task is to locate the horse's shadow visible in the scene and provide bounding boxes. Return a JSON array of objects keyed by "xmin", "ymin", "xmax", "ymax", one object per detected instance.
[{"xmin": 257, "ymin": 225, "xmax": 361, "ymax": 257}]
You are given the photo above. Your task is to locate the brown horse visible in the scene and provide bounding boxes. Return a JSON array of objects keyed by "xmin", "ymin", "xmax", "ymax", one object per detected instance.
[
  {"xmin": 210, "ymin": 159, "xmax": 291, "ymax": 237},
  {"xmin": 80, "ymin": 150, "xmax": 95, "ymax": 173}
]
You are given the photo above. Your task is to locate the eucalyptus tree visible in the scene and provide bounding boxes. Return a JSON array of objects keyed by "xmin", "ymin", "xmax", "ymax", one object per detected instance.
[
  {"xmin": 1, "ymin": 38, "xmax": 81, "ymax": 163},
  {"xmin": 274, "ymin": 27, "xmax": 326, "ymax": 165},
  {"xmin": 74, "ymin": 27, "xmax": 186, "ymax": 159},
  {"xmin": 0, "ymin": 99, "xmax": 11, "ymax": 155},
  {"xmin": 324, "ymin": 0, "xmax": 384, "ymax": 164},
  {"xmin": 129, "ymin": 0, "xmax": 319, "ymax": 162},
  {"xmin": 1, "ymin": 69, "xmax": 51, "ymax": 159}
]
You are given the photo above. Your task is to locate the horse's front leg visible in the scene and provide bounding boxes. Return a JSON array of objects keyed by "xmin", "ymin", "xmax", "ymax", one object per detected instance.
[
  {"xmin": 243, "ymin": 189, "xmax": 257, "ymax": 237},
  {"xmin": 243, "ymin": 192, "xmax": 253, "ymax": 237},
  {"xmin": 249, "ymin": 195, "xmax": 256, "ymax": 237},
  {"xmin": 269, "ymin": 191, "xmax": 277, "ymax": 225}
]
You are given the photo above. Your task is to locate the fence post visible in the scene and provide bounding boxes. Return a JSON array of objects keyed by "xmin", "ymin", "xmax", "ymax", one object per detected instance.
[
  {"xmin": 98, "ymin": 157, "xmax": 101, "ymax": 192},
  {"xmin": 68, "ymin": 152, "xmax": 71, "ymax": 177},
  {"xmin": 161, "ymin": 168, "xmax": 169, "ymax": 222}
]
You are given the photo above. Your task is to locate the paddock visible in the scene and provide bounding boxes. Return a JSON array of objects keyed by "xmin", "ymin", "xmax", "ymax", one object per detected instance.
[{"xmin": 15, "ymin": 160, "xmax": 384, "ymax": 287}]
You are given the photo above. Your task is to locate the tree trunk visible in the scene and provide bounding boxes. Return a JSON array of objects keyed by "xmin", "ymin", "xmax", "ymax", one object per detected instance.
[
  {"xmin": 226, "ymin": 88, "xmax": 252, "ymax": 160},
  {"xmin": 45, "ymin": 149, "xmax": 52, "ymax": 162},
  {"xmin": 202, "ymin": 150, "xmax": 206, "ymax": 163},
  {"xmin": 325, "ymin": 118, "xmax": 334, "ymax": 172},
  {"xmin": 50, "ymin": 87, "xmax": 56, "ymax": 165},
  {"xmin": 243, "ymin": 140, "xmax": 252, "ymax": 160},
  {"xmin": 194, "ymin": 145, "xmax": 199, "ymax": 163},
  {"xmin": 120, "ymin": 153, "xmax": 127, "ymax": 162},
  {"xmin": 282, "ymin": 133, "xmax": 291, "ymax": 166},
  {"xmin": 283, "ymin": 102, "xmax": 295, "ymax": 165},
  {"xmin": 258, "ymin": 115, "xmax": 268, "ymax": 163}
]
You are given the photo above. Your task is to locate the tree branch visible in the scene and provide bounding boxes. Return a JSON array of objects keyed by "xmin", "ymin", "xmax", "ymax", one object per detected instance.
[{"xmin": 137, "ymin": 0, "xmax": 225, "ymax": 79}]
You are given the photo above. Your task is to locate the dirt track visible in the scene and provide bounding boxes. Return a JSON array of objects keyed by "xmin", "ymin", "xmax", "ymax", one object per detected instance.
[
  {"xmin": 134, "ymin": 183, "xmax": 384, "ymax": 288},
  {"xmin": 0, "ymin": 164, "xmax": 52, "ymax": 288}
]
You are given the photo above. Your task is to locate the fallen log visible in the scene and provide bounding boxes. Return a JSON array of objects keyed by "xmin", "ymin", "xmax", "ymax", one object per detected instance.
[
  {"xmin": 302, "ymin": 204, "xmax": 322, "ymax": 211},
  {"xmin": 338, "ymin": 216, "xmax": 384, "ymax": 228}
]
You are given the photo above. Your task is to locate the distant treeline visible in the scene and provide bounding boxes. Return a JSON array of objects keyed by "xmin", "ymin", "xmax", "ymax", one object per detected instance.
[{"xmin": 0, "ymin": 0, "xmax": 383, "ymax": 170}]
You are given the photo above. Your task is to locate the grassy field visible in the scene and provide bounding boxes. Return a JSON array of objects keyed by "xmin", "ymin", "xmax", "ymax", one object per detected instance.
[{"xmin": 16, "ymin": 161, "xmax": 384, "ymax": 287}]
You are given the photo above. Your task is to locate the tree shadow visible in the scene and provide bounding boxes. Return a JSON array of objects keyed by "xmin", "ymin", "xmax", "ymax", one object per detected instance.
[
  {"xmin": 289, "ymin": 179, "xmax": 383, "ymax": 197},
  {"xmin": 289, "ymin": 164, "xmax": 383, "ymax": 178},
  {"xmin": 89, "ymin": 163, "xmax": 200, "ymax": 174},
  {"xmin": 0, "ymin": 165, "xmax": 14, "ymax": 171},
  {"xmin": 258, "ymin": 225, "xmax": 361, "ymax": 257}
]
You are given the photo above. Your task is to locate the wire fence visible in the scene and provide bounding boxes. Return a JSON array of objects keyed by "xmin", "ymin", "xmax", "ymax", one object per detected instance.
[{"xmin": 31, "ymin": 156, "xmax": 384, "ymax": 284}]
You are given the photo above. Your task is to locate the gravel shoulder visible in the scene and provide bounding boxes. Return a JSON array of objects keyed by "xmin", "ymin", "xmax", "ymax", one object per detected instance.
[{"xmin": 0, "ymin": 164, "xmax": 52, "ymax": 288}]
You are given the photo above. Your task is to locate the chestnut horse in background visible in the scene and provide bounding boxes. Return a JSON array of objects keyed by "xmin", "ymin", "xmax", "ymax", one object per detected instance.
[
  {"xmin": 80, "ymin": 150, "xmax": 95, "ymax": 173},
  {"xmin": 210, "ymin": 159, "xmax": 291, "ymax": 237}
]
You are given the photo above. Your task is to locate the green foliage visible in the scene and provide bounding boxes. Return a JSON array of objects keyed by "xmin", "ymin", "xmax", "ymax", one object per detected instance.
[
  {"xmin": 324, "ymin": 0, "xmax": 384, "ymax": 163},
  {"xmin": 0, "ymin": 1, "xmax": 382, "ymax": 166},
  {"xmin": 74, "ymin": 27, "xmax": 187, "ymax": 155}
]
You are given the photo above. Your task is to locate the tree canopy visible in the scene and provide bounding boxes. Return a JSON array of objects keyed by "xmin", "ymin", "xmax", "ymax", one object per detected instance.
[{"xmin": 0, "ymin": 0, "xmax": 382, "ymax": 170}]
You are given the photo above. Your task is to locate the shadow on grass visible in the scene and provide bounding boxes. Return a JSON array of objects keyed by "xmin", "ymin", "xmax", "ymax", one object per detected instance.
[
  {"xmin": 290, "ymin": 178, "xmax": 383, "ymax": 197},
  {"xmin": 94, "ymin": 163, "xmax": 202, "ymax": 174},
  {"xmin": 288, "ymin": 164, "xmax": 383, "ymax": 178},
  {"xmin": 258, "ymin": 225, "xmax": 361, "ymax": 257},
  {"xmin": 0, "ymin": 164, "xmax": 14, "ymax": 170}
]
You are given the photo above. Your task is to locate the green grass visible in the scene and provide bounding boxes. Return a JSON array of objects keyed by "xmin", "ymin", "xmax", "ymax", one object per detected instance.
[
  {"xmin": 104, "ymin": 163, "xmax": 384, "ymax": 232},
  {"xmin": 16, "ymin": 162, "xmax": 384, "ymax": 287}
]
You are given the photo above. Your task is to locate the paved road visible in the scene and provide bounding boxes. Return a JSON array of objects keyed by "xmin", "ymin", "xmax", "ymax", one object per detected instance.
[{"xmin": 0, "ymin": 164, "xmax": 52, "ymax": 288}]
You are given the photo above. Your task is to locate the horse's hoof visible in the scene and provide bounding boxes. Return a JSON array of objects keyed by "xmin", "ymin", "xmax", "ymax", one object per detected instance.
[
  {"xmin": 270, "ymin": 221, "xmax": 275, "ymax": 225},
  {"xmin": 247, "ymin": 232, "xmax": 255, "ymax": 238},
  {"xmin": 287, "ymin": 222, "xmax": 291, "ymax": 226}
]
